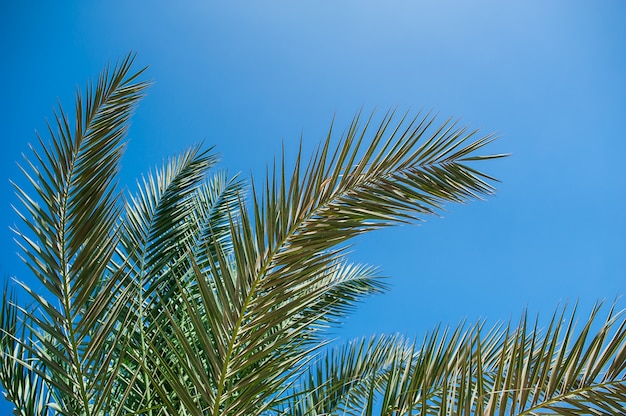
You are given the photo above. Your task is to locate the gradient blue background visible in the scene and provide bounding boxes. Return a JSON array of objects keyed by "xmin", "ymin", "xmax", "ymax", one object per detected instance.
[{"xmin": 1, "ymin": 1, "xmax": 625, "ymax": 411}]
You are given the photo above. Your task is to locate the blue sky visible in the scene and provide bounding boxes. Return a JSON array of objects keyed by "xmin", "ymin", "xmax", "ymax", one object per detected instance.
[{"xmin": 1, "ymin": 0, "xmax": 625, "ymax": 410}]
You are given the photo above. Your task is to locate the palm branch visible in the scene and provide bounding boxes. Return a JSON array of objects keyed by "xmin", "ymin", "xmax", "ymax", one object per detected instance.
[
  {"xmin": 6, "ymin": 53, "xmax": 150, "ymax": 415},
  {"xmin": 281, "ymin": 303, "xmax": 626, "ymax": 415}
]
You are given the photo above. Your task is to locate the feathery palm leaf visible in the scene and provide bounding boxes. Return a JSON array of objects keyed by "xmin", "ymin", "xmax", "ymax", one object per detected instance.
[
  {"xmin": 134, "ymin": 110, "xmax": 505, "ymax": 415},
  {"xmin": 112, "ymin": 156, "xmax": 244, "ymax": 415},
  {"xmin": 280, "ymin": 304, "xmax": 626, "ymax": 415},
  {"xmin": 389, "ymin": 304, "xmax": 625, "ymax": 415},
  {"xmin": 8, "ymin": 53, "xmax": 149, "ymax": 415},
  {"xmin": 208, "ymin": 111, "xmax": 503, "ymax": 415},
  {"xmin": 0, "ymin": 284, "xmax": 55, "ymax": 416}
]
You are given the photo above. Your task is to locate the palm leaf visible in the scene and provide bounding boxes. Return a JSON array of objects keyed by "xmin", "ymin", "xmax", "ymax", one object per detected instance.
[
  {"xmin": 18, "ymin": 55, "xmax": 624, "ymax": 416},
  {"xmin": 8, "ymin": 53, "xmax": 149, "ymax": 415},
  {"xmin": 134, "ymin": 110, "xmax": 503, "ymax": 415},
  {"xmin": 213, "ymin": 111, "xmax": 502, "ymax": 414},
  {"xmin": 278, "ymin": 334, "xmax": 411, "ymax": 416},
  {"xmin": 274, "ymin": 303, "xmax": 625, "ymax": 416},
  {"xmin": 110, "ymin": 150, "xmax": 241, "ymax": 414},
  {"xmin": 370, "ymin": 303, "xmax": 626, "ymax": 415},
  {"xmin": 0, "ymin": 284, "xmax": 55, "ymax": 416}
]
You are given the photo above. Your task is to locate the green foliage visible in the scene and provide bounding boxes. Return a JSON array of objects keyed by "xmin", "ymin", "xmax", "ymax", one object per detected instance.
[{"xmin": 1, "ymin": 55, "xmax": 624, "ymax": 415}]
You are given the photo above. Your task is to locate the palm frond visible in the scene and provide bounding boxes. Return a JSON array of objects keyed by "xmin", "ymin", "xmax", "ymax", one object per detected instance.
[
  {"xmin": 13, "ymin": 55, "xmax": 623, "ymax": 416},
  {"xmin": 158, "ymin": 110, "xmax": 504, "ymax": 415},
  {"xmin": 372, "ymin": 303, "xmax": 626, "ymax": 415},
  {"xmin": 117, "ymin": 144, "xmax": 219, "ymax": 278},
  {"xmin": 278, "ymin": 334, "xmax": 411, "ymax": 416},
  {"xmin": 271, "ymin": 303, "xmax": 625, "ymax": 416},
  {"xmin": 8, "ymin": 53, "xmax": 149, "ymax": 415},
  {"xmin": 1, "ymin": 284, "xmax": 55, "ymax": 416},
  {"xmin": 109, "ymin": 150, "xmax": 239, "ymax": 414}
]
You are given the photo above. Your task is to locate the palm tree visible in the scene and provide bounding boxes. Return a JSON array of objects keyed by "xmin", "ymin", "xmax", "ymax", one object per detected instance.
[{"xmin": 1, "ymin": 54, "xmax": 624, "ymax": 416}]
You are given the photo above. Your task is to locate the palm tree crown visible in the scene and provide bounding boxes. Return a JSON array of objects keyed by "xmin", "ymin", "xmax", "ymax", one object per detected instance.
[{"xmin": 1, "ymin": 54, "xmax": 625, "ymax": 415}]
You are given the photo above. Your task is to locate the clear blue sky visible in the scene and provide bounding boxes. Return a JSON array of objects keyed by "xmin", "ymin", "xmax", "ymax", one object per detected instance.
[{"xmin": 1, "ymin": 1, "xmax": 625, "ymax": 411}]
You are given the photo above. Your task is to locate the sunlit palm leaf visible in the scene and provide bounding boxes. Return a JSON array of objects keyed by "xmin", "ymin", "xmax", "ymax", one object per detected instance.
[
  {"xmin": 106, "ymin": 156, "xmax": 243, "ymax": 414},
  {"xmin": 0, "ymin": 285, "xmax": 54, "ymax": 416},
  {"xmin": 274, "ymin": 304, "xmax": 625, "ymax": 416},
  {"xmin": 367, "ymin": 304, "xmax": 626, "ymax": 415},
  {"xmin": 8, "ymin": 53, "xmax": 149, "ymax": 415},
  {"xmin": 146, "ymin": 111, "xmax": 503, "ymax": 415},
  {"xmin": 278, "ymin": 335, "xmax": 411, "ymax": 416},
  {"xmin": 117, "ymin": 144, "xmax": 218, "ymax": 277}
]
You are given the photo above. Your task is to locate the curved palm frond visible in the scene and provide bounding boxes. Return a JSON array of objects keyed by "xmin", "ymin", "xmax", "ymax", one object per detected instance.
[
  {"xmin": 276, "ymin": 334, "xmax": 411, "ymax": 416},
  {"xmin": 117, "ymin": 144, "xmax": 219, "ymax": 279},
  {"xmin": 274, "ymin": 303, "xmax": 626, "ymax": 416},
  {"xmin": 133, "ymin": 111, "xmax": 504, "ymax": 415},
  {"xmin": 7, "ymin": 53, "xmax": 149, "ymax": 415},
  {"xmin": 365, "ymin": 303, "xmax": 625, "ymax": 415},
  {"xmin": 120, "ymin": 168, "xmax": 244, "ymax": 415},
  {"xmin": 104, "ymin": 145, "xmax": 219, "ymax": 415},
  {"xmin": 0, "ymin": 284, "xmax": 55, "ymax": 416},
  {"xmin": 206, "ymin": 111, "xmax": 504, "ymax": 415}
]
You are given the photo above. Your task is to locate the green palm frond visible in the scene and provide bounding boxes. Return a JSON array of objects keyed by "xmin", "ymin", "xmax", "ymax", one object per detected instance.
[
  {"xmin": 192, "ymin": 111, "xmax": 504, "ymax": 415},
  {"xmin": 374, "ymin": 303, "xmax": 625, "ymax": 415},
  {"xmin": 131, "ymin": 110, "xmax": 503, "ymax": 415},
  {"xmin": 117, "ymin": 144, "xmax": 218, "ymax": 278},
  {"xmin": 8, "ymin": 53, "xmax": 149, "ymax": 415},
  {"xmin": 189, "ymin": 171, "xmax": 245, "ymax": 253},
  {"xmin": 110, "ymin": 152, "xmax": 243, "ymax": 415},
  {"xmin": 104, "ymin": 145, "xmax": 218, "ymax": 415},
  {"xmin": 0, "ymin": 284, "xmax": 55, "ymax": 416},
  {"xmin": 278, "ymin": 334, "xmax": 411, "ymax": 416},
  {"xmin": 275, "ymin": 304, "xmax": 626, "ymax": 416}
]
